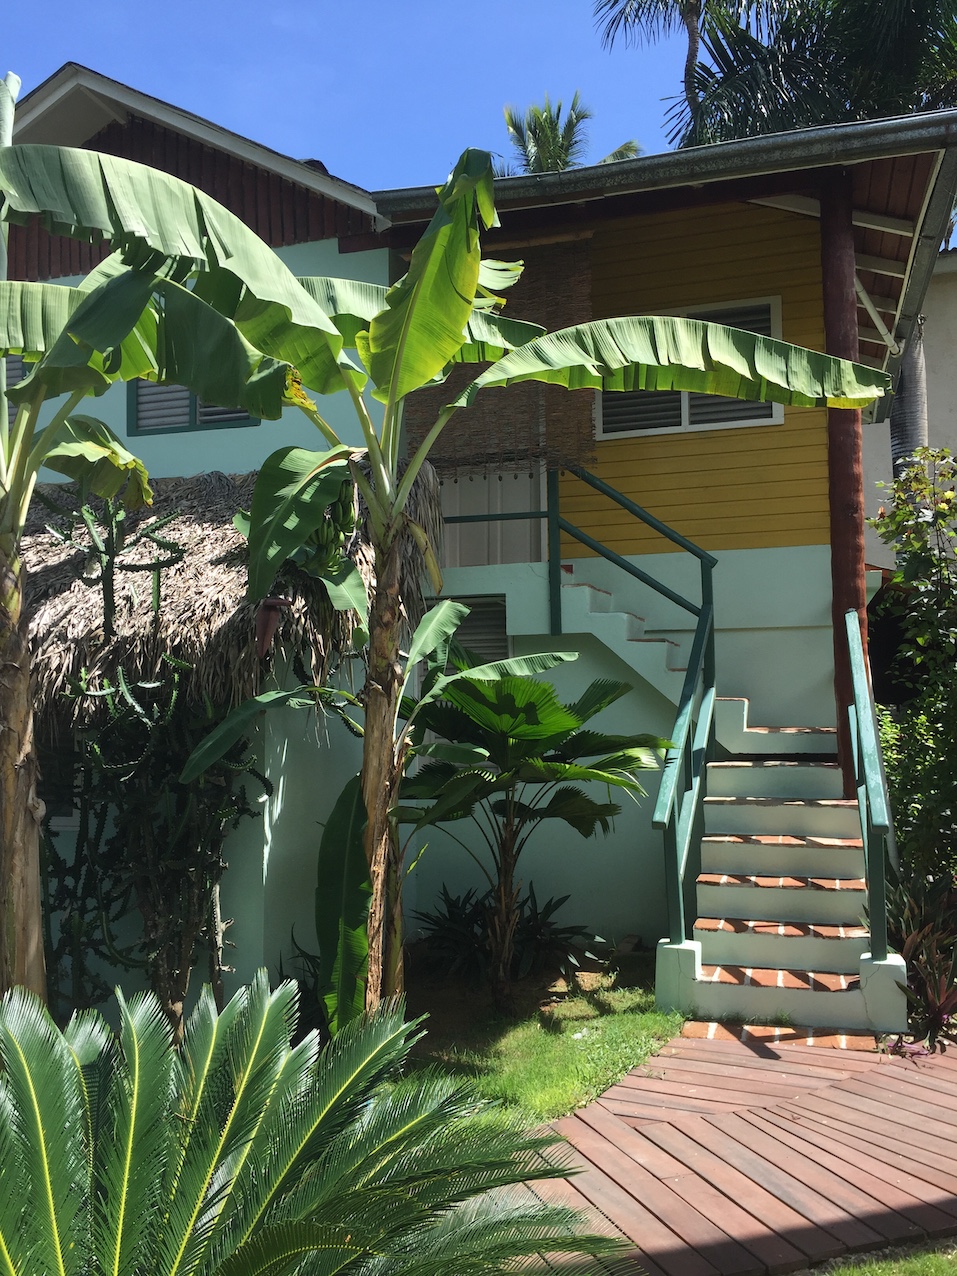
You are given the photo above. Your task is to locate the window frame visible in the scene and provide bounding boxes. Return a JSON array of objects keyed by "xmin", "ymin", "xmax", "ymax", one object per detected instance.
[
  {"xmin": 127, "ymin": 380, "xmax": 260, "ymax": 437},
  {"xmin": 596, "ymin": 296, "xmax": 785, "ymax": 441}
]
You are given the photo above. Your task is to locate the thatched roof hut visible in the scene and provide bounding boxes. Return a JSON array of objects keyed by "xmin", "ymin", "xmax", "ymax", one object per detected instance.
[{"xmin": 24, "ymin": 465, "xmax": 442, "ymax": 735}]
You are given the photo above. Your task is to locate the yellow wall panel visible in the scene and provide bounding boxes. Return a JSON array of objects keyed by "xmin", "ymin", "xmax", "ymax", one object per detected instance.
[{"xmin": 563, "ymin": 201, "xmax": 829, "ymax": 556}]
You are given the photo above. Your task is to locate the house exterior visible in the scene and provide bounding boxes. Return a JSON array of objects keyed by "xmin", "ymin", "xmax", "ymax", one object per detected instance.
[{"xmin": 14, "ymin": 64, "xmax": 957, "ymax": 1031}]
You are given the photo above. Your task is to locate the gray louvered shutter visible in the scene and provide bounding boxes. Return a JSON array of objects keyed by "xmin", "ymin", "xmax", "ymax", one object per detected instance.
[
  {"xmin": 455, "ymin": 597, "xmax": 509, "ymax": 662},
  {"xmin": 601, "ymin": 388, "xmax": 682, "ymax": 434},
  {"xmin": 688, "ymin": 304, "xmax": 775, "ymax": 425},
  {"xmin": 135, "ymin": 381, "xmax": 191, "ymax": 431},
  {"xmin": 197, "ymin": 401, "xmax": 252, "ymax": 426}
]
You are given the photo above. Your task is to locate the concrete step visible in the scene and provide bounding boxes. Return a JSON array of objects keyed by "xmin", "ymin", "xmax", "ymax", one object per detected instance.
[
  {"xmin": 696, "ymin": 872, "xmax": 867, "ymax": 925},
  {"xmin": 694, "ymin": 915, "xmax": 870, "ymax": 972},
  {"xmin": 700, "ymin": 834, "xmax": 865, "ymax": 879},
  {"xmin": 715, "ymin": 698, "xmax": 837, "ymax": 756},
  {"xmin": 704, "ymin": 796, "xmax": 861, "ymax": 839},
  {"xmin": 692, "ymin": 964, "xmax": 872, "ymax": 1030},
  {"xmin": 707, "ymin": 760, "xmax": 843, "ymax": 800}
]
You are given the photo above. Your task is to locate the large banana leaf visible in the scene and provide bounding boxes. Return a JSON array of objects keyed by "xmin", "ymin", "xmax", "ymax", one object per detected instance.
[
  {"xmin": 363, "ymin": 149, "xmax": 498, "ymax": 402},
  {"xmin": 42, "ymin": 415, "xmax": 152, "ymax": 509},
  {"xmin": 246, "ymin": 445, "xmax": 356, "ymax": 600},
  {"xmin": 315, "ymin": 776, "xmax": 371, "ymax": 1034},
  {"xmin": 0, "ymin": 144, "xmax": 357, "ymax": 396},
  {"xmin": 298, "ymin": 275, "xmax": 545, "ymax": 366},
  {"xmin": 454, "ymin": 314, "xmax": 892, "ymax": 409}
]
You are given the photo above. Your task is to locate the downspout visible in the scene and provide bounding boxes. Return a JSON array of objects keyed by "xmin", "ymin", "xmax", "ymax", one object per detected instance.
[{"xmin": 889, "ymin": 318, "xmax": 928, "ymax": 476}]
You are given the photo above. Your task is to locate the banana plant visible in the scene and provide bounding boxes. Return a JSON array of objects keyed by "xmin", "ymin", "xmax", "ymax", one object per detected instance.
[
  {"xmin": 0, "ymin": 972, "xmax": 625, "ymax": 1276},
  {"xmin": 0, "ymin": 130, "xmax": 891, "ymax": 1014}
]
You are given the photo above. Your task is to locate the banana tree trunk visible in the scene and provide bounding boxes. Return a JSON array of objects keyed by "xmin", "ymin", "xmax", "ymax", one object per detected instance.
[
  {"xmin": 0, "ymin": 541, "xmax": 47, "ymax": 999},
  {"xmin": 362, "ymin": 538, "xmax": 405, "ymax": 1010}
]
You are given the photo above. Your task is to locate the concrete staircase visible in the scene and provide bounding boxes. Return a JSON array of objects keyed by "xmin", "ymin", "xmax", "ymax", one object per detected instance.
[{"xmin": 658, "ymin": 707, "xmax": 908, "ymax": 1035}]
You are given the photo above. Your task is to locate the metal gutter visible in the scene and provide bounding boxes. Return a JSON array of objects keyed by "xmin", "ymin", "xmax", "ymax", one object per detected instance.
[{"xmin": 374, "ymin": 110, "xmax": 957, "ymax": 219}]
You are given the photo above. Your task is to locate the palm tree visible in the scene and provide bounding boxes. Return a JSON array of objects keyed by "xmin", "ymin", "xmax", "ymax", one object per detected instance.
[
  {"xmin": 0, "ymin": 973, "xmax": 625, "ymax": 1275},
  {"xmin": 593, "ymin": 0, "xmax": 798, "ymax": 121},
  {"xmin": 500, "ymin": 92, "xmax": 639, "ymax": 174},
  {"xmin": 666, "ymin": 0, "xmax": 957, "ymax": 147}
]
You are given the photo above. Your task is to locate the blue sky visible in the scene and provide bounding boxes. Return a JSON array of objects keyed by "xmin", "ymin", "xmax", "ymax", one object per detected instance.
[{"xmin": 4, "ymin": 0, "xmax": 687, "ymax": 191}]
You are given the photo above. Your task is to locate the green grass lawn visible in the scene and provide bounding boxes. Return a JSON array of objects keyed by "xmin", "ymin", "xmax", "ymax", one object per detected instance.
[
  {"xmin": 817, "ymin": 1244, "xmax": 957, "ymax": 1275},
  {"xmin": 406, "ymin": 951, "xmax": 681, "ymax": 1123}
]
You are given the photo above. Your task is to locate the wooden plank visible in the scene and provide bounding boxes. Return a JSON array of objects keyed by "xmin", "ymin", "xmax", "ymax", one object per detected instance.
[
  {"xmin": 575, "ymin": 1105, "xmax": 809, "ymax": 1274},
  {"xmin": 677, "ymin": 1113, "xmax": 883, "ymax": 1252},
  {"xmin": 528, "ymin": 1172, "xmax": 651, "ymax": 1276},
  {"xmin": 599, "ymin": 1092, "xmax": 750, "ymax": 1121},
  {"xmin": 606, "ymin": 1076, "xmax": 785, "ymax": 1107},
  {"xmin": 556, "ymin": 1116, "xmax": 764, "ymax": 1276},
  {"xmin": 626, "ymin": 1059, "xmax": 830, "ymax": 1099},
  {"xmin": 707, "ymin": 1111, "xmax": 908, "ymax": 1246},
  {"xmin": 819, "ymin": 1078, "xmax": 957, "ymax": 1139},
  {"xmin": 564, "ymin": 1160, "xmax": 721, "ymax": 1276},
  {"xmin": 771, "ymin": 1105, "xmax": 957, "ymax": 1201},
  {"xmin": 842, "ymin": 1071, "xmax": 957, "ymax": 1126},
  {"xmin": 751, "ymin": 1108, "xmax": 957, "ymax": 1233},
  {"xmin": 653, "ymin": 1049, "xmax": 860, "ymax": 1085},
  {"xmin": 785, "ymin": 1092, "xmax": 957, "ymax": 1166},
  {"xmin": 639, "ymin": 1121, "xmax": 845, "ymax": 1264},
  {"xmin": 663, "ymin": 1037, "xmax": 880, "ymax": 1073}
]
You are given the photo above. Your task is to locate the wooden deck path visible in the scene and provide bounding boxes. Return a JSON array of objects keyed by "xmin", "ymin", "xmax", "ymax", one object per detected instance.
[{"xmin": 530, "ymin": 1034, "xmax": 957, "ymax": 1275}]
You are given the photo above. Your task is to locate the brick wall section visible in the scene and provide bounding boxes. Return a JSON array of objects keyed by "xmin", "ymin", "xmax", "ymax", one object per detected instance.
[{"xmin": 403, "ymin": 239, "xmax": 596, "ymax": 477}]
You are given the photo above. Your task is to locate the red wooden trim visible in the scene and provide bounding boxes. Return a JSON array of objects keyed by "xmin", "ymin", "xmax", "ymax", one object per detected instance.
[{"xmin": 820, "ymin": 168, "xmax": 866, "ymax": 797}]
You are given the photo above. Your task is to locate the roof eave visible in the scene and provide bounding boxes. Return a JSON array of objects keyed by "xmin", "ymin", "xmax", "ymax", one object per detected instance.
[
  {"xmin": 14, "ymin": 62, "xmax": 383, "ymax": 224},
  {"xmin": 374, "ymin": 110, "xmax": 957, "ymax": 221}
]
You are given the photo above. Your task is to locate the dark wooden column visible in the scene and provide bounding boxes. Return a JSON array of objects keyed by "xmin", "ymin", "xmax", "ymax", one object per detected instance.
[{"xmin": 820, "ymin": 169, "xmax": 865, "ymax": 796}]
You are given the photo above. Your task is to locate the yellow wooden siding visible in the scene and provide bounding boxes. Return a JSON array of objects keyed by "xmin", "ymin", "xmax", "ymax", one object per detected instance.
[{"xmin": 562, "ymin": 202, "xmax": 829, "ymax": 556}]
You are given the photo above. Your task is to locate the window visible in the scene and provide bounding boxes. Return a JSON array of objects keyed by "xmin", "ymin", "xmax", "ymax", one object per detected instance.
[
  {"xmin": 128, "ymin": 380, "xmax": 259, "ymax": 435},
  {"xmin": 453, "ymin": 596, "xmax": 509, "ymax": 663},
  {"xmin": 598, "ymin": 299, "xmax": 784, "ymax": 439}
]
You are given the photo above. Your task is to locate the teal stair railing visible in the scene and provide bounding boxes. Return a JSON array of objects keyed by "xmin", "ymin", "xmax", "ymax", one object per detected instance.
[
  {"xmin": 444, "ymin": 464, "xmax": 718, "ymax": 947},
  {"xmin": 844, "ymin": 609, "xmax": 897, "ymax": 962}
]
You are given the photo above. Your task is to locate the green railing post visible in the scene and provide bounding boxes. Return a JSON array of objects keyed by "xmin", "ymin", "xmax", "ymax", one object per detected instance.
[
  {"xmin": 546, "ymin": 468, "xmax": 562, "ymax": 636},
  {"xmin": 844, "ymin": 610, "xmax": 891, "ymax": 963}
]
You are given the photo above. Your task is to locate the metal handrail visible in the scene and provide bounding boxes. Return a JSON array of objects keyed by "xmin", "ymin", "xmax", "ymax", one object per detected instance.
[
  {"xmin": 443, "ymin": 463, "xmax": 717, "ymax": 946},
  {"xmin": 844, "ymin": 610, "xmax": 896, "ymax": 963}
]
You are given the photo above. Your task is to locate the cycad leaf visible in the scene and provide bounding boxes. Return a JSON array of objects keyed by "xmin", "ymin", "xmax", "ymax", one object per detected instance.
[
  {"xmin": 315, "ymin": 776, "xmax": 371, "ymax": 1035},
  {"xmin": 366, "ymin": 149, "xmax": 497, "ymax": 402},
  {"xmin": 0, "ymin": 988, "xmax": 90, "ymax": 1276},
  {"xmin": 246, "ymin": 445, "xmax": 355, "ymax": 600},
  {"xmin": 42, "ymin": 415, "xmax": 152, "ymax": 510},
  {"xmin": 212, "ymin": 1223, "xmax": 364, "ymax": 1276},
  {"xmin": 454, "ymin": 314, "xmax": 891, "ymax": 409},
  {"xmin": 95, "ymin": 991, "xmax": 178, "ymax": 1276}
]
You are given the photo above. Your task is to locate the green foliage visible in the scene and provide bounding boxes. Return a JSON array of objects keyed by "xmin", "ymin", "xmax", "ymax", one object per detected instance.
[
  {"xmin": 415, "ymin": 883, "xmax": 596, "ymax": 983},
  {"xmin": 314, "ymin": 777, "xmax": 371, "ymax": 1035},
  {"xmin": 886, "ymin": 871, "xmax": 957, "ymax": 1051},
  {"xmin": 871, "ymin": 448, "xmax": 957, "ymax": 878},
  {"xmin": 43, "ymin": 658, "xmax": 265, "ymax": 1031},
  {"xmin": 401, "ymin": 672, "xmax": 667, "ymax": 1003},
  {"xmin": 499, "ymin": 91, "xmax": 639, "ymax": 174},
  {"xmin": 0, "ymin": 975, "xmax": 623, "ymax": 1275}
]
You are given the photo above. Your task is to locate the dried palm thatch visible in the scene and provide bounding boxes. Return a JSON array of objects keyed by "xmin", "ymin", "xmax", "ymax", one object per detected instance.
[{"xmin": 23, "ymin": 462, "xmax": 442, "ymax": 736}]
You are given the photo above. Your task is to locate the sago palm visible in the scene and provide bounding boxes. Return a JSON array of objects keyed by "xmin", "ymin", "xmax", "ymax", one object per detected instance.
[{"xmin": 0, "ymin": 971, "xmax": 624, "ymax": 1276}]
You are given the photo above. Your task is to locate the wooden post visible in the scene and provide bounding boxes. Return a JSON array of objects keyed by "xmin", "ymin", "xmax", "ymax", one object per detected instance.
[{"xmin": 820, "ymin": 169, "xmax": 865, "ymax": 797}]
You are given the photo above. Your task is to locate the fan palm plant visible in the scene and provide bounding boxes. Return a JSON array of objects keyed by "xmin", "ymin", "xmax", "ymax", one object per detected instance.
[
  {"xmin": 500, "ymin": 92, "xmax": 639, "ymax": 174},
  {"xmin": 400, "ymin": 673, "xmax": 667, "ymax": 1006},
  {"xmin": 0, "ymin": 971, "xmax": 624, "ymax": 1276}
]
